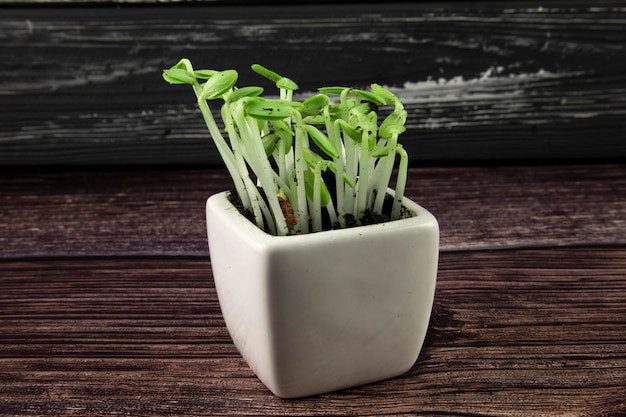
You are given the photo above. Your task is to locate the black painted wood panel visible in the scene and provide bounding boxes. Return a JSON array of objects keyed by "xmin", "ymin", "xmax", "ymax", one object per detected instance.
[{"xmin": 1, "ymin": 2, "xmax": 625, "ymax": 165}]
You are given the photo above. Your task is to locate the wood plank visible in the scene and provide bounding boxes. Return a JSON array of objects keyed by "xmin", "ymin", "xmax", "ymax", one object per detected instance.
[
  {"xmin": 1, "ymin": 2, "xmax": 625, "ymax": 165},
  {"xmin": 1, "ymin": 248, "xmax": 625, "ymax": 415},
  {"xmin": 1, "ymin": 164, "xmax": 625, "ymax": 258}
]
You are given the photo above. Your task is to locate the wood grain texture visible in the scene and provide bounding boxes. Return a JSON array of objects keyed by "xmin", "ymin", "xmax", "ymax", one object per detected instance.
[
  {"xmin": 1, "ymin": 248, "xmax": 625, "ymax": 416},
  {"xmin": 2, "ymin": 164, "xmax": 625, "ymax": 258},
  {"xmin": 1, "ymin": 2, "xmax": 625, "ymax": 165},
  {"xmin": 2, "ymin": 163, "xmax": 625, "ymax": 415}
]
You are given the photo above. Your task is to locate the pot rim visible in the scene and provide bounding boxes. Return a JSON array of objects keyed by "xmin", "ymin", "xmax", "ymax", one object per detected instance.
[{"xmin": 207, "ymin": 189, "xmax": 439, "ymax": 246}]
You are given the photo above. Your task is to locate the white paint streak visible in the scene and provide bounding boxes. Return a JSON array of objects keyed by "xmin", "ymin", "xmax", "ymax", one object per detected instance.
[
  {"xmin": 386, "ymin": 67, "xmax": 586, "ymax": 129},
  {"xmin": 288, "ymin": 66, "xmax": 601, "ymax": 130},
  {"xmin": 0, "ymin": 60, "xmax": 160, "ymax": 94}
]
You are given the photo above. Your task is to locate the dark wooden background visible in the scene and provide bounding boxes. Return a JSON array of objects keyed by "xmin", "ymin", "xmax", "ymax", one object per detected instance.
[{"xmin": 1, "ymin": 0, "xmax": 625, "ymax": 166}]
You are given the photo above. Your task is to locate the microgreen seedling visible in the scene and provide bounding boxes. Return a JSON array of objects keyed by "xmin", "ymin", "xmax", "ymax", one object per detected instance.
[{"xmin": 164, "ymin": 59, "xmax": 411, "ymax": 236}]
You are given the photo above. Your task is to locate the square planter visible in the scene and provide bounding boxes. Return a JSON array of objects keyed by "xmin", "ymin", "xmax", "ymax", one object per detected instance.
[{"xmin": 206, "ymin": 190, "xmax": 439, "ymax": 398}]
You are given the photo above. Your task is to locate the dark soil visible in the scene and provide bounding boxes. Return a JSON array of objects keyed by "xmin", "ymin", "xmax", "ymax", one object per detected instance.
[
  {"xmin": 227, "ymin": 191, "xmax": 256, "ymax": 224},
  {"xmin": 226, "ymin": 169, "xmax": 409, "ymax": 234}
]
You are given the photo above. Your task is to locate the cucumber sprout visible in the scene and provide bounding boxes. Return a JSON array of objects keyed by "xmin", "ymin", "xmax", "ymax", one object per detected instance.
[{"xmin": 164, "ymin": 59, "xmax": 411, "ymax": 236}]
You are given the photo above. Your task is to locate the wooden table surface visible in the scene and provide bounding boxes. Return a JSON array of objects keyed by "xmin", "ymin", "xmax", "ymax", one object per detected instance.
[{"xmin": 1, "ymin": 164, "xmax": 625, "ymax": 416}]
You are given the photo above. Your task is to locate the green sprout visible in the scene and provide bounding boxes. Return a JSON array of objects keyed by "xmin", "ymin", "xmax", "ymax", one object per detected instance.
[{"xmin": 163, "ymin": 59, "xmax": 411, "ymax": 236}]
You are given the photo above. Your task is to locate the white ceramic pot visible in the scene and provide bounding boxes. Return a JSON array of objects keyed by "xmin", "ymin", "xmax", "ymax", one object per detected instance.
[{"xmin": 206, "ymin": 190, "xmax": 439, "ymax": 398}]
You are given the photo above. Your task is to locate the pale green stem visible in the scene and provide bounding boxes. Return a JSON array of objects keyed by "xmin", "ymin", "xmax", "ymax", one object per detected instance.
[
  {"xmin": 221, "ymin": 103, "xmax": 266, "ymax": 228},
  {"xmin": 336, "ymin": 89, "xmax": 358, "ymax": 218},
  {"xmin": 343, "ymin": 131, "xmax": 358, "ymax": 215},
  {"xmin": 280, "ymin": 88, "xmax": 294, "ymax": 102},
  {"xmin": 275, "ymin": 142, "xmax": 288, "ymax": 185},
  {"xmin": 248, "ymin": 183, "xmax": 277, "ymax": 235},
  {"xmin": 355, "ymin": 129, "xmax": 371, "ymax": 219},
  {"xmin": 370, "ymin": 138, "xmax": 388, "ymax": 182},
  {"xmin": 287, "ymin": 169, "xmax": 300, "ymax": 233},
  {"xmin": 235, "ymin": 108, "xmax": 289, "ymax": 236},
  {"xmin": 196, "ymin": 95, "xmax": 251, "ymax": 212},
  {"xmin": 272, "ymin": 170, "xmax": 290, "ymax": 191},
  {"xmin": 311, "ymin": 161, "xmax": 338, "ymax": 232},
  {"xmin": 326, "ymin": 200, "xmax": 338, "ymax": 226},
  {"xmin": 326, "ymin": 111, "xmax": 345, "ymax": 227},
  {"xmin": 291, "ymin": 111, "xmax": 310, "ymax": 234},
  {"xmin": 285, "ymin": 146, "xmax": 295, "ymax": 181},
  {"xmin": 391, "ymin": 145, "xmax": 409, "ymax": 219},
  {"xmin": 372, "ymin": 132, "xmax": 398, "ymax": 214},
  {"xmin": 311, "ymin": 162, "xmax": 324, "ymax": 233},
  {"xmin": 277, "ymin": 89, "xmax": 295, "ymax": 185}
]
